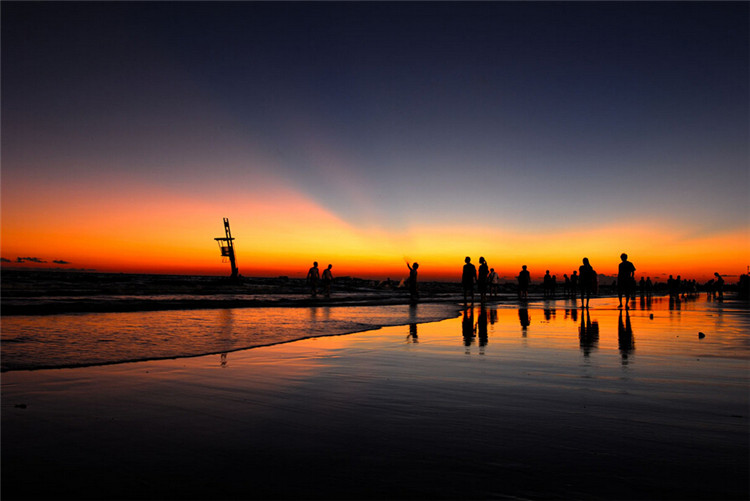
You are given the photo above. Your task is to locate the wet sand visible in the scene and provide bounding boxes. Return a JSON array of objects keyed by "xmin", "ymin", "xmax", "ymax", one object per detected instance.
[{"xmin": 2, "ymin": 297, "xmax": 748, "ymax": 500}]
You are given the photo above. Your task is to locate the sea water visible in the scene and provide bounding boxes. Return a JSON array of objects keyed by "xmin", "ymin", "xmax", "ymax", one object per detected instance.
[
  {"xmin": 1, "ymin": 296, "xmax": 747, "ymax": 372},
  {"xmin": 0, "ymin": 302, "xmax": 460, "ymax": 371}
]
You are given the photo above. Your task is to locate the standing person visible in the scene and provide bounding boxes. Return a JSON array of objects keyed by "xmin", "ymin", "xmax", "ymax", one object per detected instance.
[
  {"xmin": 462, "ymin": 257, "xmax": 477, "ymax": 304},
  {"xmin": 321, "ymin": 264, "xmax": 333, "ymax": 298},
  {"xmin": 563, "ymin": 274, "xmax": 570, "ymax": 297},
  {"xmin": 618, "ymin": 253, "xmax": 636, "ymax": 309},
  {"xmin": 517, "ymin": 265, "xmax": 531, "ymax": 301},
  {"xmin": 406, "ymin": 261, "xmax": 419, "ymax": 303},
  {"xmin": 488, "ymin": 267, "xmax": 500, "ymax": 298},
  {"xmin": 569, "ymin": 270, "xmax": 578, "ymax": 299},
  {"xmin": 579, "ymin": 258, "xmax": 597, "ymax": 308},
  {"xmin": 543, "ymin": 270, "xmax": 552, "ymax": 298},
  {"xmin": 714, "ymin": 272, "xmax": 724, "ymax": 300},
  {"xmin": 306, "ymin": 261, "xmax": 320, "ymax": 297},
  {"xmin": 477, "ymin": 257, "xmax": 489, "ymax": 303}
]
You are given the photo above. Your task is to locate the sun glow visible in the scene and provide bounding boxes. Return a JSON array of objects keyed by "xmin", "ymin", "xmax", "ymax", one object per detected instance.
[{"xmin": 2, "ymin": 177, "xmax": 747, "ymax": 284}]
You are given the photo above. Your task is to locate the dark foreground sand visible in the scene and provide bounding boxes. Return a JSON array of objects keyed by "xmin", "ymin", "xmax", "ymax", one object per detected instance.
[{"xmin": 2, "ymin": 298, "xmax": 748, "ymax": 500}]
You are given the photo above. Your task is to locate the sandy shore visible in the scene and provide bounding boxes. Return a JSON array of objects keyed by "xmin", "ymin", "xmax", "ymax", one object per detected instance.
[{"xmin": 2, "ymin": 298, "xmax": 748, "ymax": 500}]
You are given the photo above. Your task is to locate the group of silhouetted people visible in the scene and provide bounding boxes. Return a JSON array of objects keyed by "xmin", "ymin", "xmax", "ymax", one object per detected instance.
[
  {"xmin": 515, "ymin": 253, "xmax": 636, "ymax": 309},
  {"xmin": 305, "ymin": 254, "xmax": 734, "ymax": 306},
  {"xmin": 306, "ymin": 262, "xmax": 333, "ymax": 298},
  {"xmin": 461, "ymin": 256, "xmax": 500, "ymax": 304}
]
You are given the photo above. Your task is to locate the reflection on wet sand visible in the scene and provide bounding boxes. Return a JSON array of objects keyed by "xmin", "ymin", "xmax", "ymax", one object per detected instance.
[
  {"xmin": 618, "ymin": 310, "xmax": 635, "ymax": 364},
  {"xmin": 579, "ymin": 309, "xmax": 600, "ymax": 357},
  {"xmin": 462, "ymin": 308, "xmax": 475, "ymax": 352},
  {"xmin": 518, "ymin": 307, "xmax": 530, "ymax": 335},
  {"xmin": 477, "ymin": 307, "xmax": 488, "ymax": 352}
]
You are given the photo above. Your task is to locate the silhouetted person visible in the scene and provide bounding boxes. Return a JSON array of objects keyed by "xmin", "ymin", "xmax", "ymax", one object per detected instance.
[
  {"xmin": 639, "ymin": 277, "xmax": 646, "ymax": 298},
  {"xmin": 543, "ymin": 270, "xmax": 552, "ymax": 298},
  {"xmin": 645, "ymin": 277, "xmax": 653, "ymax": 298},
  {"xmin": 462, "ymin": 257, "xmax": 477, "ymax": 304},
  {"xmin": 579, "ymin": 309, "xmax": 599, "ymax": 357},
  {"xmin": 517, "ymin": 265, "xmax": 530, "ymax": 301},
  {"xmin": 307, "ymin": 261, "xmax": 320, "ymax": 297},
  {"xmin": 667, "ymin": 275, "xmax": 678, "ymax": 298},
  {"xmin": 739, "ymin": 274, "xmax": 750, "ymax": 299},
  {"xmin": 551, "ymin": 275, "xmax": 557, "ymax": 298},
  {"xmin": 321, "ymin": 264, "xmax": 333, "ymax": 298},
  {"xmin": 714, "ymin": 272, "xmax": 724, "ymax": 300},
  {"xmin": 488, "ymin": 267, "xmax": 500, "ymax": 298},
  {"xmin": 618, "ymin": 253, "xmax": 636, "ymax": 309},
  {"xmin": 407, "ymin": 261, "xmax": 419, "ymax": 303},
  {"xmin": 579, "ymin": 258, "xmax": 597, "ymax": 308},
  {"xmin": 477, "ymin": 257, "xmax": 489, "ymax": 303},
  {"xmin": 476, "ymin": 306, "xmax": 488, "ymax": 347},
  {"xmin": 563, "ymin": 274, "xmax": 570, "ymax": 297},
  {"xmin": 618, "ymin": 310, "xmax": 635, "ymax": 364},
  {"xmin": 462, "ymin": 307, "xmax": 475, "ymax": 347},
  {"xmin": 518, "ymin": 307, "xmax": 530, "ymax": 333},
  {"xmin": 569, "ymin": 271, "xmax": 578, "ymax": 299}
]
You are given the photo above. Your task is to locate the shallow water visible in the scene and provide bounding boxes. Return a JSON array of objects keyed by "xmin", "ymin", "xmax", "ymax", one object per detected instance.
[
  {"xmin": 3, "ymin": 295, "xmax": 747, "ymax": 372},
  {"xmin": 1, "ymin": 302, "xmax": 461, "ymax": 371},
  {"xmin": 2, "ymin": 295, "xmax": 748, "ymax": 499}
]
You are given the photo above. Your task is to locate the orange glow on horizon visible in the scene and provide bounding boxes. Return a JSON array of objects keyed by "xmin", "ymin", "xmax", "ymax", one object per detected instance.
[{"xmin": 2, "ymin": 182, "xmax": 748, "ymax": 283}]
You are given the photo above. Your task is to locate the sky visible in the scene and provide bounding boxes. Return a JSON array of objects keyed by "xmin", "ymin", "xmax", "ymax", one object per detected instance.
[{"xmin": 2, "ymin": 2, "xmax": 748, "ymax": 281}]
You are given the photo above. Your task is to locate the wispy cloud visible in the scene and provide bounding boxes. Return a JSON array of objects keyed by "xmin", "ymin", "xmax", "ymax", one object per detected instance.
[
  {"xmin": 16, "ymin": 256, "xmax": 47, "ymax": 263},
  {"xmin": 53, "ymin": 259, "xmax": 70, "ymax": 265}
]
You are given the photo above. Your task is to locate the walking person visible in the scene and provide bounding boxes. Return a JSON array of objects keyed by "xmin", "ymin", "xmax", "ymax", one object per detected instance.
[
  {"xmin": 306, "ymin": 261, "xmax": 320, "ymax": 297},
  {"xmin": 617, "ymin": 253, "xmax": 636, "ymax": 309},
  {"xmin": 321, "ymin": 264, "xmax": 333, "ymax": 298}
]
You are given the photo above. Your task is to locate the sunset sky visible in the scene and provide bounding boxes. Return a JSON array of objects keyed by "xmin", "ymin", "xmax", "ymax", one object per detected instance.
[{"xmin": 2, "ymin": 2, "xmax": 748, "ymax": 281}]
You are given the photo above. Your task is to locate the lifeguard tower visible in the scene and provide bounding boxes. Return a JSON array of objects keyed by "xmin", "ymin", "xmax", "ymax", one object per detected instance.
[{"xmin": 215, "ymin": 218, "xmax": 238, "ymax": 279}]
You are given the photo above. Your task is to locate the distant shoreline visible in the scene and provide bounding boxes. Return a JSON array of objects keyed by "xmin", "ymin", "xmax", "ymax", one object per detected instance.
[{"xmin": 2, "ymin": 269, "xmax": 746, "ymax": 316}]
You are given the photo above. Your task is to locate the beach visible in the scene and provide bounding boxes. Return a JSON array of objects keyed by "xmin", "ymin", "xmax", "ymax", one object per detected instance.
[{"xmin": 2, "ymin": 294, "xmax": 748, "ymax": 500}]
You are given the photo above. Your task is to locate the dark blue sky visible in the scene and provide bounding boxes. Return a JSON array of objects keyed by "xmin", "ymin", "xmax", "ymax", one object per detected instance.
[{"xmin": 3, "ymin": 2, "xmax": 748, "ymax": 240}]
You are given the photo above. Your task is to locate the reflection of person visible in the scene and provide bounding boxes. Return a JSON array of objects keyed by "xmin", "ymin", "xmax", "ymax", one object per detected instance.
[
  {"xmin": 406, "ymin": 262, "xmax": 419, "ymax": 303},
  {"xmin": 462, "ymin": 257, "xmax": 477, "ymax": 304},
  {"xmin": 518, "ymin": 307, "xmax": 530, "ymax": 333},
  {"xmin": 579, "ymin": 258, "xmax": 596, "ymax": 308},
  {"xmin": 476, "ymin": 306, "xmax": 488, "ymax": 347},
  {"xmin": 408, "ymin": 323, "xmax": 418, "ymax": 343},
  {"xmin": 307, "ymin": 262, "xmax": 320, "ymax": 297},
  {"xmin": 579, "ymin": 309, "xmax": 599, "ymax": 357},
  {"xmin": 477, "ymin": 257, "xmax": 489, "ymax": 303},
  {"xmin": 618, "ymin": 310, "xmax": 635, "ymax": 364},
  {"xmin": 322, "ymin": 264, "xmax": 333, "ymax": 298},
  {"xmin": 617, "ymin": 253, "xmax": 636, "ymax": 309},
  {"xmin": 517, "ymin": 265, "xmax": 530, "ymax": 300},
  {"xmin": 462, "ymin": 307, "xmax": 475, "ymax": 347}
]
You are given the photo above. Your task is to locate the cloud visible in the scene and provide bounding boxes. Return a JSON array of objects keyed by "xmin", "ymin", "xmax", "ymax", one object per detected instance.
[
  {"xmin": 16, "ymin": 257, "xmax": 47, "ymax": 263},
  {"xmin": 53, "ymin": 259, "xmax": 71, "ymax": 264},
  {"xmin": 1, "ymin": 257, "xmax": 11, "ymax": 263}
]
